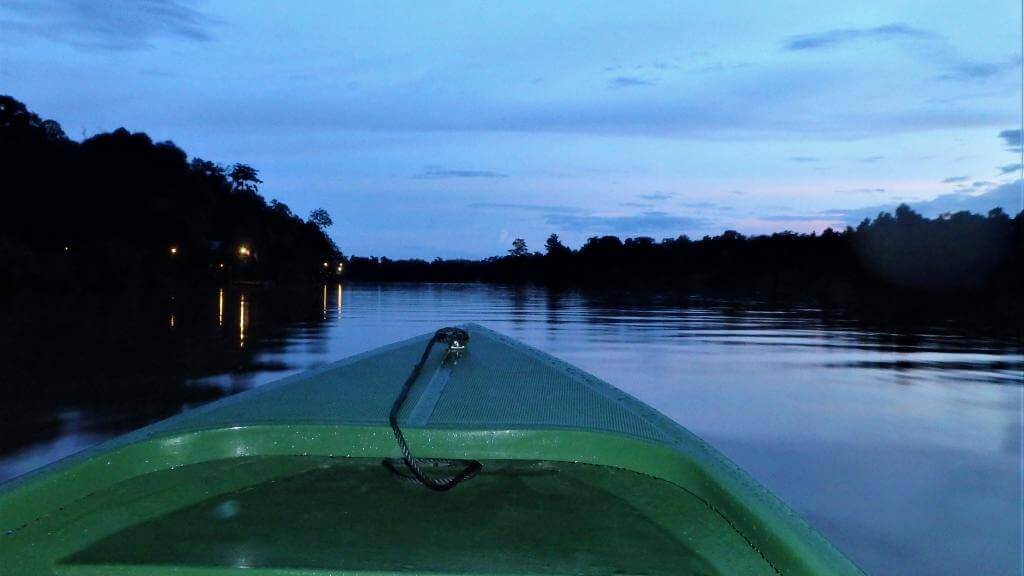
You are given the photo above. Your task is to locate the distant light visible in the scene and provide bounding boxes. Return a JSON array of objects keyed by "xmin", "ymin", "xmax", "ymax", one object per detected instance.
[
  {"xmin": 238, "ymin": 245, "xmax": 250, "ymax": 257},
  {"xmin": 170, "ymin": 246, "xmax": 178, "ymax": 255},
  {"xmin": 64, "ymin": 246, "xmax": 69, "ymax": 252},
  {"xmin": 218, "ymin": 263, "xmax": 225, "ymax": 269},
  {"xmin": 322, "ymin": 261, "xmax": 329, "ymax": 268}
]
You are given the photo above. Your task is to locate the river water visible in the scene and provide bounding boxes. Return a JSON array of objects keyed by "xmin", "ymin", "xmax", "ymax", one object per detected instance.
[{"xmin": 1, "ymin": 282, "xmax": 1020, "ymax": 575}]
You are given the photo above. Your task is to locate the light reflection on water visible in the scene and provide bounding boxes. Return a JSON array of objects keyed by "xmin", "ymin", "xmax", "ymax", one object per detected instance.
[
  {"xmin": 1, "ymin": 282, "xmax": 1021, "ymax": 576},
  {"xmin": 239, "ymin": 292, "xmax": 248, "ymax": 348}
]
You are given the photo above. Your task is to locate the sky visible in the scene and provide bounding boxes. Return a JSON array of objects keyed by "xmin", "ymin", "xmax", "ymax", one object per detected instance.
[{"xmin": 1, "ymin": 0, "xmax": 1021, "ymax": 258}]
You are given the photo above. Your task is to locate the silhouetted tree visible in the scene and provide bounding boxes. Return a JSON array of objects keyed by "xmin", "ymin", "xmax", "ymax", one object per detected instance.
[
  {"xmin": 988, "ymin": 207, "xmax": 1009, "ymax": 221},
  {"xmin": 270, "ymin": 199, "xmax": 293, "ymax": 217},
  {"xmin": 309, "ymin": 208, "xmax": 333, "ymax": 229},
  {"xmin": 344, "ymin": 203, "xmax": 1022, "ymax": 322},
  {"xmin": 189, "ymin": 158, "xmax": 224, "ymax": 179},
  {"xmin": 4, "ymin": 94, "xmax": 1019, "ymax": 323},
  {"xmin": 508, "ymin": 238, "xmax": 529, "ymax": 257},
  {"xmin": 544, "ymin": 233, "xmax": 571, "ymax": 257},
  {"xmin": 0, "ymin": 95, "xmax": 340, "ymax": 292},
  {"xmin": 229, "ymin": 163, "xmax": 262, "ymax": 194}
]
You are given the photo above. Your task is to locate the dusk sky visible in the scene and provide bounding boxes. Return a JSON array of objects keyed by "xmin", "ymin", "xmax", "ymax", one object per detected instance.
[{"xmin": 2, "ymin": 0, "xmax": 1021, "ymax": 258}]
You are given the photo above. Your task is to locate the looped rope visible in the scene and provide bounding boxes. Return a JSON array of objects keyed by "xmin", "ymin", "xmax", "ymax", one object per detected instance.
[{"xmin": 385, "ymin": 327, "xmax": 481, "ymax": 491}]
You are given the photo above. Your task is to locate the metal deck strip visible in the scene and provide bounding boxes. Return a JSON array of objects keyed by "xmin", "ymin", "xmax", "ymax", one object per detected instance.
[{"xmin": 405, "ymin": 361, "xmax": 456, "ymax": 426}]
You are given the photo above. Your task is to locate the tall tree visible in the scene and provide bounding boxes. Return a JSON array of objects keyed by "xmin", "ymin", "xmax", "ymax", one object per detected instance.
[
  {"xmin": 544, "ymin": 233, "xmax": 572, "ymax": 258},
  {"xmin": 308, "ymin": 208, "xmax": 333, "ymax": 229},
  {"xmin": 508, "ymin": 238, "xmax": 529, "ymax": 257},
  {"xmin": 229, "ymin": 163, "xmax": 262, "ymax": 194}
]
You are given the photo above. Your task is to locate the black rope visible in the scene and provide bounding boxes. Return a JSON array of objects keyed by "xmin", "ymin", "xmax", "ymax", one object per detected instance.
[{"xmin": 385, "ymin": 327, "xmax": 481, "ymax": 491}]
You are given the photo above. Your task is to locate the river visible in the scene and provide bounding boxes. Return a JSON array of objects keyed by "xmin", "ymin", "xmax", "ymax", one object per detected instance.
[{"xmin": 1, "ymin": 282, "xmax": 1020, "ymax": 575}]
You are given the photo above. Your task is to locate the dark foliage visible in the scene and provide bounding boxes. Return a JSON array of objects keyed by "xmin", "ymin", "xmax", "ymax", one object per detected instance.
[
  {"xmin": 346, "ymin": 209, "xmax": 1023, "ymax": 323},
  {"xmin": 0, "ymin": 95, "xmax": 340, "ymax": 296},
  {"xmin": 2, "ymin": 94, "xmax": 1020, "ymax": 323}
]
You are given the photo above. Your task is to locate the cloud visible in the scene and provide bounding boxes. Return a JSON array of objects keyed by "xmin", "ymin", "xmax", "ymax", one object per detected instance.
[
  {"xmin": 782, "ymin": 23, "xmax": 931, "ymax": 51},
  {"xmin": 174, "ymin": 59, "xmax": 1014, "ymax": 141},
  {"xmin": 756, "ymin": 212, "xmax": 841, "ymax": 222},
  {"xmin": 468, "ymin": 202, "xmax": 580, "ymax": 213},
  {"xmin": 608, "ymin": 76, "xmax": 654, "ymax": 89},
  {"xmin": 836, "ymin": 179, "xmax": 1023, "ymax": 223},
  {"xmin": 680, "ymin": 201, "xmax": 723, "ymax": 209},
  {"xmin": 782, "ymin": 21, "xmax": 1013, "ymax": 84},
  {"xmin": 637, "ymin": 192, "xmax": 673, "ymax": 201},
  {"xmin": 413, "ymin": 165, "xmax": 507, "ymax": 179},
  {"xmin": 999, "ymin": 128, "xmax": 1022, "ymax": 152},
  {"xmin": 621, "ymin": 202, "xmax": 654, "ymax": 208},
  {"xmin": 473, "ymin": 201, "xmax": 707, "ymax": 236},
  {"xmin": 545, "ymin": 211, "xmax": 707, "ymax": 234},
  {"xmin": 861, "ymin": 155, "xmax": 885, "ymax": 163},
  {"xmin": 941, "ymin": 176, "xmax": 968, "ymax": 183},
  {"xmin": 697, "ymin": 62, "xmax": 751, "ymax": 74},
  {"xmin": 725, "ymin": 189, "xmax": 747, "ymax": 196},
  {"xmin": 605, "ymin": 61, "xmax": 678, "ymax": 74},
  {"xmin": 937, "ymin": 57, "xmax": 1022, "ymax": 81},
  {"xmin": 837, "ymin": 187, "xmax": 886, "ymax": 194},
  {"xmin": 0, "ymin": 0, "xmax": 216, "ymax": 51},
  {"xmin": 998, "ymin": 163, "xmax": 1022, "ymax": 175},
  {"xmin": 789, "ymin": 156, "xmax": 820, "ymax": 163}
]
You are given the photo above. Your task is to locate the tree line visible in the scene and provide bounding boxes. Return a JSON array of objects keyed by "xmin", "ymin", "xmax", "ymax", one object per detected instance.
[
  {"xmin": 0, "ymin": 95, "xmax": 340, "ymax": 298},
  {"xmin": 3, "ymin": 94, "xmax": 1020, "ymax": 322},
  {"xmin": 346, "ymin": 205, "xmax": 1023, "ymax": 322}
]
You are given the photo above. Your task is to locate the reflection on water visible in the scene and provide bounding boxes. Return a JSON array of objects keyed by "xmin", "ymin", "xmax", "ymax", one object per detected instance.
[
  {"xmin": 0, "ymin": 283, "xmax": 1020, "ymax": 576},
  {"xmin": 322, "ymin": 284, "xmax": 328, "ymax": 320},
  {"xmin": 239, "ymin": 293, "xmax": 248, "ymax": 348}
]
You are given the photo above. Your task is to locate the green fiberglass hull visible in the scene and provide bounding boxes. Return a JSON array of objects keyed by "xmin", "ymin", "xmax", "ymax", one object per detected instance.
[{"xmin": 0, "ymin": 324, "xmax": 863, "ymax": 575}]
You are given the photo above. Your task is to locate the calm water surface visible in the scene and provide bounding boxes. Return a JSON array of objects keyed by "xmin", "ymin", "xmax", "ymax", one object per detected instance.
[{"xmin": 1, "ymin": 283, "xmax": 1021, "ymax": 575}]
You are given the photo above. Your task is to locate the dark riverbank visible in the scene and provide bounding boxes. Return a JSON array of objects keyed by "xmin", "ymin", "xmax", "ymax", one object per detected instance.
[
  {"xmin": 344, "ymin": 206, "xmax": 1024, "ymax": 327},
  {"xmin": 1, "ymin": 95, "xmax": 341, "ymax": 295},
  {"xmin": 3, "ymin": 93, "xmax": 1020, "ymax": 328}
]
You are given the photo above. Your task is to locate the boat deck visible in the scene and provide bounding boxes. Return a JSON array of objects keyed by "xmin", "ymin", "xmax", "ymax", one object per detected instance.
[
  {"xmin": 42, "ymin": 457, "xmax": 773, "ymax": 575},
  {"xmin": 141, "ymin": 323, "xmax": 677, "ymax": 442}
]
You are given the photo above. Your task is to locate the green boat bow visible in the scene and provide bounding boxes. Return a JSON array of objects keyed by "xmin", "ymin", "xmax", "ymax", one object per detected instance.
[{"xmin": 0, "ymin": 324, "xmax": 863, "ymax": 575}]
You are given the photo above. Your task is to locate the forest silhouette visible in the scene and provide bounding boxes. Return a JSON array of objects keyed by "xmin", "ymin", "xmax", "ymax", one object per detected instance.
[
  {"xmin": 2, "ymin": 94, "xmax": 1021, "ymax": 323},
  {"xmin": 0, "ymin": 95, "xmax": 340, "ymax": 299},
  {"xmin": 347, "ymin": 212, "xmax": 1022, "ymax": 322}
]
